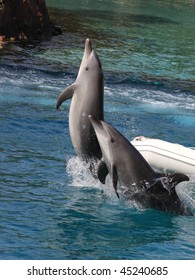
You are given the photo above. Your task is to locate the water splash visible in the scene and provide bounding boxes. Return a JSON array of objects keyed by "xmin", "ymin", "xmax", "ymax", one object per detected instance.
[
  {"xmin": 66, "ymin": 156, "xmax": 124, "ymax": 201},
  {"xmin": 66, "ymin": 156, "xmax": 147, "ymax": 210},
  {"xmin": 66, "ymin": 156, "xmax": 99, "ymax": 188}
]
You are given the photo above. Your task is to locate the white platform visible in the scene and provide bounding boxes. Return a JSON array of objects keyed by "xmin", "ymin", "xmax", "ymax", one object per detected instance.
[{"xmin": 131, "ymin": 136, "xmax": 195, "ymax": 175}]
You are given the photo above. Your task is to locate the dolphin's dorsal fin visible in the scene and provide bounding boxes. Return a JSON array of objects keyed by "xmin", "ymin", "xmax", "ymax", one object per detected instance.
[
  {"xmin": 111, "ymin": 165, "xmax": 120, "ymax": 198},
  {"xmin": 166, "ymin": 173, "xmax": 189, "ymax": 186},
  {"xmin": 160, "ymin": 172, "xmax": 189, "ymax": 193},
  {"xmin": 97, "ymin": 159, "xmax": 108, "ymax": 184},
  {"xmin": 56, "ymin": 83, "xmax": 75, "ymax": 109}
]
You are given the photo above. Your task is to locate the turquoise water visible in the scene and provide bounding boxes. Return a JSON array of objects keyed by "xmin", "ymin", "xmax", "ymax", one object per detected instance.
[{"xmin": 0, "ymin": 0, "xmax": 195, "ymax": 259}]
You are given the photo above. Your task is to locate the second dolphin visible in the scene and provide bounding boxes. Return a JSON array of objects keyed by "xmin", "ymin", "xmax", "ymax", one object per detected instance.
[{"xmin": 89, "ymin": 115, "xmax": 192, "ymax": 216}]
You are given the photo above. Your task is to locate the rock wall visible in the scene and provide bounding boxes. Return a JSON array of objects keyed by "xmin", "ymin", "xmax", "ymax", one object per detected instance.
[{"xmin": 0, "ymin": 0, "xmax": 60, "ymax": 41}]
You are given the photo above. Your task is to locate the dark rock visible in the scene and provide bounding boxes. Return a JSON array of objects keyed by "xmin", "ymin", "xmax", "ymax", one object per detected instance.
[{"xmin": 0, "ymin": 0, "xmax": 62, "ymax": 41}]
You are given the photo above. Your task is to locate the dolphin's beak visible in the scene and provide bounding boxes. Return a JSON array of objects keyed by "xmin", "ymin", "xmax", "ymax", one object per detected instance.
[
  {"xmin": 88, "ymin": 115, "xmax": 102, "ymax": 129},
  {"xmin": 88, "ymin": 115, "xmax": 108, "ymax": 141},
  {"xmin": 89, "ymin": 115, "xmax": 111, "ymax": 139},
  {"xmin": 85, "ymin": 38, "xmax": 92, "ymax": 48},
  {"xmin": 88, "ymin": 114, "xmax": 97, "ymax": 123},
  {"xmin": 84, "ymin": 38, "xmax": 92, "ymax": 57}
]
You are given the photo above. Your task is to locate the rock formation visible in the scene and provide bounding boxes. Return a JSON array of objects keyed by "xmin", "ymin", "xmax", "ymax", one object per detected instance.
[{"xmin": 0, "ymin": 0, "xmax": 61, "ymax": 41}]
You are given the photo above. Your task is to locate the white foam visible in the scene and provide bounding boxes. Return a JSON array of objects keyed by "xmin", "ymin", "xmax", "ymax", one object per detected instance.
[
  {"xmin": 66, "ymin": 156, "xmax": 98, "ymax": 187},
  {"xmin": 105, "ymin": 85, "xmax": 195, "ymax": 112}
]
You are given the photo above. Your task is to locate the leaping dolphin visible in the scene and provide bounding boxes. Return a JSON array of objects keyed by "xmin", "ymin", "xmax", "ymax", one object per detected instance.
[
  {"xmin": 57, "ymin": 39, "xmax": 104, "ymax": 173},
  {"xmin": 88, "ymin": 115, "xmax": 192, "ymax": 216}
]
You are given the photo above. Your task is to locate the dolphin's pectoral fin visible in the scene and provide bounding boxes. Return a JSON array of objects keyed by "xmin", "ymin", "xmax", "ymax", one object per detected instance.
[
  {"xmin": 56, "ymin": 83, "xmax": 75, "ymax": 109},
  {"xmin": 97, "ymin": 159, "xmax": 108, "ymax": 184},
  {"xmin": 111, "ymin": 165, "xmax": 120, "ymax": 198}
]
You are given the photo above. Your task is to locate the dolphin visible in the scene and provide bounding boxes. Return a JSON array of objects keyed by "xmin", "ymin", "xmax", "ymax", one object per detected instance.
[
  {"xmin": 88, "ymin": 115, "xmax": 192, "ymax": 216},
  {"xmin": 57, "ymin": 39, "xmax": 104, "ymax": 172}
]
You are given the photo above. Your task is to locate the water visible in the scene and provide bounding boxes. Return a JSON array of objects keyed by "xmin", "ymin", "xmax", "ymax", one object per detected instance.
[{"xmin": 0, "ymin": 0, "xmax": 195, "ymax": 260}]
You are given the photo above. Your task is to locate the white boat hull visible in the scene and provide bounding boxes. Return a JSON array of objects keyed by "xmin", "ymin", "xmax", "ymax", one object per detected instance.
[{"xmin": 131, "ymin": 136, "xmax": 195, "ymax": 175}]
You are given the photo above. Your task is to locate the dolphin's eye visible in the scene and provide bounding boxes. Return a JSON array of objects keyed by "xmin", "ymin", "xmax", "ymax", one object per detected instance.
[
  {"xmin": 111, "ymin": 137, "xmax": 115, "ymax": 143},
  {"xmin": 85, "ymin": 67, "xmax": 89, "ymax": 71}
]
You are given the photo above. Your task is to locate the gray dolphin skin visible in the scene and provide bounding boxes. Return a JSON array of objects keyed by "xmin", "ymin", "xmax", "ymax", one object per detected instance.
[
  {"xmin": 57, "ymin": 39, "xmax": 104, "ymax": 169},
  {"xmin": 88, "ymin": 115, "xmax": 192, "ymax": 216}
]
